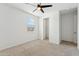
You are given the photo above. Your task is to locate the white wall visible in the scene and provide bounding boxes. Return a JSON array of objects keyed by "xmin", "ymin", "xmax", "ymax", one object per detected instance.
[
  {"xmin": 39, "ymin": 18, "xmax": 43, "ymax": 40},
  {"xmin": 0, "ymin": 4, "xmax": 39, "ymax": 50},
  {"xmin": 49, "ymin": 11, "xmax": 60, "ymax": 44},
  {"xmin": 42, "ymin": 11, "xmax": 60, "ymax": 44}
]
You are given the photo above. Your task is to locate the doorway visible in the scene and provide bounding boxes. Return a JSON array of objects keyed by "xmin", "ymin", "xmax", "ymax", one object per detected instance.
[
  {"xmin": 43, "ymin": 18, "xmax": 49, "ymax": 40},
  {"xmin": 60, "ymin": 8, "xmax": 77, "ymax": 46}
]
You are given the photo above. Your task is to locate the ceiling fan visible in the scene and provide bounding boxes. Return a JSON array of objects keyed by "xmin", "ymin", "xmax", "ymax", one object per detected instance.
[{"xmin": 25, "ymin": 3, "xmax": 53, "ymax": 13}]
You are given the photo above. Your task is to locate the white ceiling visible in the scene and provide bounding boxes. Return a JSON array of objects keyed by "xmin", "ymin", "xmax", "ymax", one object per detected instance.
[{"xmin": 6, "ymin": 3, "xmax": 78, "ymax": 17}]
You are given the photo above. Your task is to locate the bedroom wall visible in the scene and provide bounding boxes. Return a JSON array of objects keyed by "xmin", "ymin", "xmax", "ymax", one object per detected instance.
[
  {"xmin": 49, "ymin": 11, "xmax": 60, "ymax": 44},
  {"xmin": 39, "ymin": 17, "xmax": 43, "ymax": 40},
  {"xmin": 42, "ymin": 11, "xmax": 60, "ymax": 44},
  {"xmin": 0, "ymin": 4, "xmax": 39, "ymax": 50}
]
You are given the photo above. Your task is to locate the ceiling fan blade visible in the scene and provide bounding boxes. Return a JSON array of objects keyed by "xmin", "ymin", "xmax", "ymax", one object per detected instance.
[
  {"xmin": 40, "ymin": 8, "xmax": 44, "ymax": 13},
  {"xmin": 41, "ymin": 5, "xmax": 52, "ymax": 8},
  {"xmin": 33, "ymin": 8, "xmax": 37, "ymax": 12}
]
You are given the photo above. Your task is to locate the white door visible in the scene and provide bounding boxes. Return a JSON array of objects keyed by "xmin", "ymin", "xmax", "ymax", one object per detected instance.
[
  {"xmin": 43, "ymin": 18, "xmax": 49, "ymax": 40},
  {"xmin": 73, "ymin": 11, "xmax": 77, "ymax": 43},
  {"xmin": 61, "ymin": 12, "xmax": 74, "ymax": 42}
]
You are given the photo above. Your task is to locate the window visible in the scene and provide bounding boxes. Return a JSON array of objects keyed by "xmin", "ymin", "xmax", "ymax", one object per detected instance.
[{"xmin": 26, "ymin": 17, "xmax": 35, "ymax": 31}]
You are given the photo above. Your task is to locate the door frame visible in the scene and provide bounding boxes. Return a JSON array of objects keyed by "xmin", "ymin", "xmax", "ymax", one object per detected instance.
[{"xmin": 43, "ymin": 17, "xmax": 49, "ymax": 40}]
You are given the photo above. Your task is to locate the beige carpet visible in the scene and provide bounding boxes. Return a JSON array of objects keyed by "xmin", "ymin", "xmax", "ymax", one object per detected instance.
[{"xmin": 0, "ymin": 40, "xmax": 79, "ymax": 56}]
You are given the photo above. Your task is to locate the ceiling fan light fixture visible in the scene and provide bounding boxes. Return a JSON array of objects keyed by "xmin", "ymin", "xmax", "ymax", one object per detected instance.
[{"xmin": 37, "ymin": 7, "xmax": 41, "ymax": 10}]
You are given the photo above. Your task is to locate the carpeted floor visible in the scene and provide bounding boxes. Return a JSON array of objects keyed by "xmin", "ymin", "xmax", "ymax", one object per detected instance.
[{"xmin": 0, "ymin": 40, "xmax": 79, "ymax": 56}]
